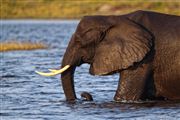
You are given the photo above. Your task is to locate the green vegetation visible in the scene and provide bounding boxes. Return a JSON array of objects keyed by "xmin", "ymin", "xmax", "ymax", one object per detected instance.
[
  {"xmin": 0, "ymin": 41, "xmax": 47, "ymax": 52},
  {"xmin": 1, "ymin": 0, "xmax": 180, "ymax": 19}
]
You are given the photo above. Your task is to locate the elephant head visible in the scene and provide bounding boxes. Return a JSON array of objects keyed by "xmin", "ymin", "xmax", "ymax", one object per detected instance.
[{"xmin": 36, "ymin": 16, "xmax": 152, "ymax": 101}]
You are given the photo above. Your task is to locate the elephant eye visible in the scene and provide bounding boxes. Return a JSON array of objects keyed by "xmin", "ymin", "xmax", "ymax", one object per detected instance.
[{"xmin": 100, "ymin": 31, "xmax": 106, "ymax": 40}]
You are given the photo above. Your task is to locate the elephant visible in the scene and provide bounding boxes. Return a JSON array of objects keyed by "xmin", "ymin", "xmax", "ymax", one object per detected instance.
[{"xmin": 36, "ymin": 10, "xmax": 180, "ymax": 102}]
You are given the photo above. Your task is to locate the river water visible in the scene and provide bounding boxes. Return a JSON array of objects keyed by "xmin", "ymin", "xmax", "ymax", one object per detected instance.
[{"xmin": 1, "ymin": 20, "xmax": 180, "ymax": 120}]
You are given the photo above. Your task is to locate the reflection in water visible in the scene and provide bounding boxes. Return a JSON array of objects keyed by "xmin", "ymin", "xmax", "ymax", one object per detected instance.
[{"xmin": 1, "ymin": 20, "xmax": 180, "ymax": 120}]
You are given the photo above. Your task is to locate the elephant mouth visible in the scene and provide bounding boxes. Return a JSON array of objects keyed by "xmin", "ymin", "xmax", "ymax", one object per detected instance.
[
  {"xmin": 35, "ymin": 62, "xmax": 113, "ymax": 77},
  {"xmin": 89, "ymin": 64, "xmax": 120, "ymax": 76},
  {"xmin": 89, "ymin": 65, "xmax": 110, "ymax": 76}
]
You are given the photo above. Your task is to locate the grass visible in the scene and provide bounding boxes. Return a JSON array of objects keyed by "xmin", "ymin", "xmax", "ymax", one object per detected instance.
[
  {"xmin": 1, "ymin": 0, "xmax": 179, "ymax": 52},
  {"xmin": 0, "ymin": 41, "xmax": 47, "ymax": 52},
  {"xmin": 1, "ymin": 0, "xmax": 180, "ymax": 19}
]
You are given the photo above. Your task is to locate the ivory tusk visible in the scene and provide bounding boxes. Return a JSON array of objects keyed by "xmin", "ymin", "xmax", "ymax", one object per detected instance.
[
  {"xmin": 35, "ymin": 65, "xmax": 70, "ymax": 76},
  {"xmin": 48, "ymin": 69, "xmax": 57, "ymax": 72}
]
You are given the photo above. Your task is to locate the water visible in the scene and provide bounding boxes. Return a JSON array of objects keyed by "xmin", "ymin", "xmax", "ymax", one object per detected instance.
[{"xmin": 1, "ymin": 20, "xmax": 180, "ymax": 120}]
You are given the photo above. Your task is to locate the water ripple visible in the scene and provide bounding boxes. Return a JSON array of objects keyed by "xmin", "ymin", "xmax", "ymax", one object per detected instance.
[{"xmin": 1, "ymin": 20, "xmax": 180, "ymax": 120}]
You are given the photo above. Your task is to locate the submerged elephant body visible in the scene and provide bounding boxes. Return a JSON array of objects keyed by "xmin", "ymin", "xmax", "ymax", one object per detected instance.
[
  {"xmin": 114, "ymin": 11, "xmax": 180, "ymax": 101},
  {"xmin": 37, "ymin": 10, "xmax": 180, "ymax": 102},
  {"xmin": 131, "ymin": 11, "xmax": 180, "ymax": 100}
]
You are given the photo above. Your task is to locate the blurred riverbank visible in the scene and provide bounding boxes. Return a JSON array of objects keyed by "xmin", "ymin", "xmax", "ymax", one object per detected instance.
[
  {"xmin": 1, "ymin": 0, "xmax": 180, "ymax": 19},
  {"xmin": 0, "ymin": 41, "xmax": 47, "ymax": 52}
]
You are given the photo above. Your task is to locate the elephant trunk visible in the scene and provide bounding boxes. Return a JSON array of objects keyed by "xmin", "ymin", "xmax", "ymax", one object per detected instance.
[
  {"xmin": 35, "ymin": 34, "xmax": 80, "ymax": 101},
  {"xmin": 61, "ymin": 36, "xmax": 80, "ymax": 101},
  {"xmin": 61, "ymin": 65, "xmax": 77, "ymax": 101}
]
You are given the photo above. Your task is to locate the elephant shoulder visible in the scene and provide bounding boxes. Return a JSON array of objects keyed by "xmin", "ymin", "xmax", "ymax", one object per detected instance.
[{"xmin": 126, "ymin": 10, "xmax": 147, "ymax": 21}]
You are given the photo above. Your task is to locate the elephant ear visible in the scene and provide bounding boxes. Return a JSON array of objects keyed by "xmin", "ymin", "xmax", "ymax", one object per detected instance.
[{"xmin": 90, "ymin": 18, "xmax": 153, "ymax": 75}]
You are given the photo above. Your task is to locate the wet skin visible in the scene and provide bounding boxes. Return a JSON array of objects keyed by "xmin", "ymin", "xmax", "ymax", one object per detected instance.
[{"xmin": 59, "ymin": 10, "xmax": 180, "ymax": 102}]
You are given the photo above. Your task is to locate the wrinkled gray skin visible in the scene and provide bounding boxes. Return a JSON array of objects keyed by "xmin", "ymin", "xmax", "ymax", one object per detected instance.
[{"xmin": 61, "ymin": 10, "xmax": 180, "ymax": 102}]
